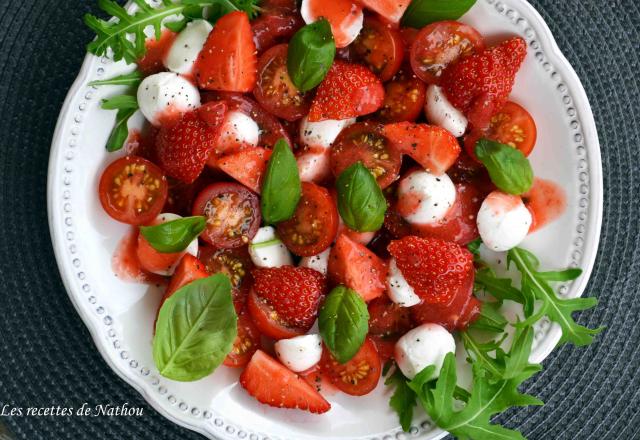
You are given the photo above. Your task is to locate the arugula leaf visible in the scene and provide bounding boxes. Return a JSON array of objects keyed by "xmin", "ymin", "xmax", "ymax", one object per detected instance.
[
  {"xmin": 386, "ymin": 368, "xmax": 417, "ymax": 432},
  {"xmin": 106, "ymin": 107, "xmax": 137, "ymax": 152},
  {"xmin": 318, "ymin": 285, "xmax": 369, "ymax": 363},
  {"xmin": 89, "ymin": 71, "xmax": 142, "ymax": 87},
  {"xmin": 101, "ymin": 95, "xmax": 139, "ymax": 110},
  {"xmin": 85, "ymin": 0, "xmax": 261, "ymax": 64},
  {"xmin": 336, "ymin": 162, "xmax": 387, "ymax": 232},
  {"xmin": 153, "ymin": 274, "xmax": 237, "ymax": 381},
  {"xmin": 402, "ymin": 0, "xmax": 477, "ymax": 28},
  {"xmin": 287, "ymin": 19, "xmax": 336, "ymax": 92},
  {"xmin": 261, "ymin": 139, "xmax": 302, "ymax": 224},
  {"xmin": 139, "ymin": 216, "xmax": 206, "ymax": 253},
  {"xmin": 508, "ymin": 247, "xmax": 603, "ymax": 346},
  {"xmin": 469, "ymin": 301, "xmax": 508, "ymax": 333},
  {"xmin": 475, "ymin": 267, "xmax": 528, "ymax": 307},
  {"xmin": 475, "ymin": 139, "xmax": 534, "ymax": 195}
]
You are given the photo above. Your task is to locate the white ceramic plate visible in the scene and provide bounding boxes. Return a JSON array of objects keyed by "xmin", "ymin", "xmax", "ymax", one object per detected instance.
[{"xmin": 48, "ymin": 1, "xmax": 602, "ymax": 438}]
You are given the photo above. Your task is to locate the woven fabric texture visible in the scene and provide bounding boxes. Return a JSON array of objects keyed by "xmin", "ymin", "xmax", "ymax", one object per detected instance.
[{"xmin": 0, "ymin": 1, "xmax": 638, "ymax": 439}]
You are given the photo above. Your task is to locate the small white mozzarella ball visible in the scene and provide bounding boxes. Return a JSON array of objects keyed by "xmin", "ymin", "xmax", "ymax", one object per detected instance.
[
  {"xmin": 297, "ymin": 147, "xmax": 332, "ymax": 183},
  {"xmin": 386, "ymin": 259, "xmax": 421, "ymax": 307},
  {"xmin": 217, "ymin": 111, "xmax": 260, "ymax": 150},
  {"xmin": 299, "ymin": 117, "xmax": 355, "ymax": 148},
  {"xmin": 336, "ymin": 219, "xmax": 375, "ymax": 246},
  {"xmin": 300, "ymin": 0, "xmax": 363, "ymax": 48},
  {"xmin": 275, "ymin": 334, "xmax": 323, "ymax": 372},
  {"xmin": 425, "ymin": 85, "xmax": 468, "ymax": 138},
  {"xmin": 150, "ymin": 213, "xmax": 199, "ymax": 276},
  {"xmin": 477, "ymin": 191, "xmax": 532, "ymax": 252},
  {"xmin": 249, "ymin": 226, "xmax": 293, "ymax": 268},
  {"xmin": 398, "ymin": 170, "xmax": 456, "ymax": 225},
  {"xmin": 299, "ymin": 247, "xmax": 331, "ymax": 276},
  {"xmin": 164, "ymin": 20, "xmax": 213, "ymax": 75},
  {"xmin": 395, "ymin": 324, "xmax": 456, "ymax": 380},
  {"xmin": 137, "ymin": 72, "xmax": 200, "ymax": 126}
]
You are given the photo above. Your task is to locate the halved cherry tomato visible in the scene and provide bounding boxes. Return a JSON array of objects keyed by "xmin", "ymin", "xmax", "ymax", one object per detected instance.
[
  {"xmin": 247, "ymin": 288, "xmax": 306, "ymax": 339},
  {"xmin": 277, "ymin": 182, "xmax": 339, "ymax": 257},
  {"xmin": 410, "ymin": 21, "xmax": 485, "ymax": 84},
  {"xmin": 320, "ymin": 338, "xmax": 381, "ymax": 396},
  {"xmin": 252, "ymin": 0, "xmax": 304, "ymax": 53},
  {"xmin": 253, "ymin": 44, "xmax": 312, "ymax": 121},
  {"xmin": 224, "ymin": 308, "xmax": 262, "ymax": 367},
  {"xmin": 198, "ymin": 246, "xmax": 254, "ymax": 312},
  {"xmin": 464, "ymin": 101, "xmax": 538, "ymax": 160},
  {"xmin": 351, "ymin": 17, "xmax": 404, "ymax": 81},
  {"xmin": 98, "ymin": 156, "xmax": 168, "ymax": 226},
  {"xmin": 192, "ymin": 182, "xmax": 261, "ymax": 248},
  {"xmin": 368, "ymin": 296, "xmax": 413, "ymax": 337},
  {"xmin": 375, "ymin": 68, "xmax": 427, "ymax": 123},
  {"xmin": 331, "ymin": 122, "xmax": 402, "ymax": 189},
  {"xmin": 399, "ymin": 27, "xmax": 419, "ymax": 55}
]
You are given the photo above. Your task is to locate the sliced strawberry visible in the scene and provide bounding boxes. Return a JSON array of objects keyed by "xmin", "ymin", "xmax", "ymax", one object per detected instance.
[
  {"xmin": 156, "ymin": 102, "xmax": 227, "ymax": 183},
  {"xmin": 252, "ymin": 266, "xmax": 326, "ymax": 330},
  {"xmin": 441, "ymin": 37, "xmax": 527, "ymax": 129},
  {"xmin": 218, "ymin": 147, "xmax": 272, "ymax": 193},
  {"xmin": 308, "ymin": 60, "xmax": 384, "ymax": 122},
  {"xmin": 195, "ymin": 11, "xmax": 257, "ymax": 92},
  {"xmin": 388, "ymin": 236, "xmax": 474, "ymax": 306},
  {"xmin": 355, "ymin": 0, "xmax": 411, "ymax": 24},
  {"xmin": 240, "ymin": 350, "xmax": 331, "ymax": 413},
  {"xmin": 328, "ymin": 234, "xmax": 387, "ymax": 302},
  {"xmin": 382, "ymin": 122, "xmax": 461, "ymax": 175}
]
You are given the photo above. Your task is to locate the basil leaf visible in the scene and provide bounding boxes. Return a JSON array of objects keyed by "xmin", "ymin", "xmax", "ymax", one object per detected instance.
[
  {"xmin": 106, "ymin": 107, "xmax": 137, "ymax": 152},
  {"xmin": 475, "ymin": 139, "xmax": 534, "ymax": 195},
  {"xmin": 336, "ymin": 162, "xmax": 387, "ymax": 232},
  {"xmin": 402, "ymin": 0, "xmax": 477, "ymax": 28},
  {"xmin": 287, "ymin": 19, "xmax": 336, "ymax": 92},
  {"xmin": 139, "ymin": 216, "xmax": 206, "ymax": 253},
  {"xmin": 89, "ymin": 71, "xmax": 142, "ymax": 87},
  {"xmin": 153, "ymin": 274, "xmax": 237, "ymax": 381},
  {"xmin": 261, "ymin": 138, "xmax": 302, "ymax": 224},
  {"xmin": 101, "ymin": 95, "xmax": 138, "ymax": 110},
  {"xmin": 319, "ymin": 285, "xmax": 369, "ymax": 364}
]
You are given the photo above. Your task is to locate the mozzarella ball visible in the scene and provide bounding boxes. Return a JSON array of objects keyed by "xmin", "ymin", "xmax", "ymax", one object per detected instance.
[
  {"xmin": 164, "ymin": 19, "xmax": 213, "ymax": 75},
  {"xmin": 275, "ymin": 334, "xmax": 323, "ymax": 372},
  {"xmin": 386, "ymin": 258, "xmax": 421, "ymax": 307},
  {"xmin": 137, "ymin": 72, "xmax": 200, "ymax": 126},
  {"xmin": 299, "ymin": 247, "xmax": 331, "ymax": 276},
  {"xmin": 217, "ymin": 111, "xmax": 260, "ymax": 151},
  {"xmin": 299, "ymin": 116, "xmax": 355, "ymax": 148},
  {"xmin": 425, "ymin": 85, "xmax": 468, "ymax": 137},
  {"xmin": 249, "ymin": 226, "xmax": 293, "ymax": 268},
  {"xmin": 149, "ymin": 213, "xmax": 199, "ymax": 276},
  {"xmin": 300, "ymin": 0, "xmax": 363, "ymax": 48},
  {"xmin": 477, "ymin": 191, "xmax": 532, "ymax": 252},
  {"xmin": 397, "ymin": 170, "xmax": 456, "ymax": 225},
  {"xmin": 297, "ymin": 147, "xmax": 332, "ymax": 183},
  {"xmin": 395, "ymin": 324, "xmax": 456, "ymax": 380}
]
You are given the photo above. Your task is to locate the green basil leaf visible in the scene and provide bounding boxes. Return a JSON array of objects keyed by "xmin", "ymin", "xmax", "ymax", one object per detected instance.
[
  {"xmin": 287, "ymin": 19, "xmax": 336, "ymax": 92},
  {"xmin": 106, "ymin": 107, "xmax": 137, "ymax": 152},
  {"xmin": 336, "ymin": 162, "xmax": 387, "ymax": 232},
  {"xmin": 153, "ymin": 274, "xmax": 237, "ymax": 381},
  {"xmin": 261, "ymin": 138, "xmax": 302, "ymax": 224},
  {"xmin": 402, "ymin": 0, "xmax": 477, "ymax": 28},
  {"xmin": 319, "ymin": 285, "xmax": 369, "ymax": 364},
  {"xmin": 475, "ymin": 138, "xmax": 534, "ymax": 195},
  {"xmin": 89, "ymin": 71, "xmax": 143, "ymax": 87},
  {"xmin": 139, "ymin": 216, "xmax": 206, "ymax": 253},
  {"xmin": 101, "ymin": 95, "xmax": 139, "ymax": 110}
]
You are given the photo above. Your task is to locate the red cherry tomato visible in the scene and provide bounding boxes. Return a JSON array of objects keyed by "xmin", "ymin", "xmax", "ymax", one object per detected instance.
[
  {"xmin": 375, "ymin": 68, "xmax": 427, "ymax": 123},
  {"xmin": 252, "ymin": 1, "xmax": 304, "ymax": 53},
  {"xmin": 370, "ymin": 335, "xmax": 398, "ymax": 363},
  {"xmin": 410, "ymin": 21, "xmax": 485, "ymax": 84},
  {"xmin": 277, "ymin": 182, "xmax": 339, "ymax": 257},
  {"xmin": 247, "ymin": 288, "xmax": 306, "ymax": 339},
  {"xmin": 192, "ymin": 182, "xmax": 261, "ymax": 248},
  {"xmin": 253, "ymin": 44, "xmax": 312, "ymax": 121},
  {"xmin": 351, "ymin": 17, "xmax": 404, "ymax": 81},
  {"xmin": 320, "ymin": 338, "xmax": 381, "ymax": 396},
  {"xmin": 330, "ymin": 122, "xmax": 402, "ymax": 189},
  {"xmin": 224, "ymin": 308, "xmax": 262, "ymax": 367},
  {"xmin": 98, "ymin": 156, "xmax": 168, "ymax": 226},
  {"xmin": 198, "ymin": 246, "xmax": 254, "ymax": 312},
  {"xmin": 368, "ymin": 296, "xmax": 413, "ymax": 337},
  {"xmin": 464, "ymin": 101, "xmax": 538, "ymax": 160}
]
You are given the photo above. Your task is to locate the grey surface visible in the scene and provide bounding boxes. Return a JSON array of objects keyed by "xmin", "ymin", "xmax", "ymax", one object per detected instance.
[{"xmin": 0, "ymin": 0, "xmax": 638, "ymax": 439}]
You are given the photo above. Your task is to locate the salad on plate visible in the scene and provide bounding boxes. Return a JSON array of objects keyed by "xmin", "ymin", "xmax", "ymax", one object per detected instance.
[{"xmin": 85, "ymin": 0, "xmax": 602, "ymax": 438}]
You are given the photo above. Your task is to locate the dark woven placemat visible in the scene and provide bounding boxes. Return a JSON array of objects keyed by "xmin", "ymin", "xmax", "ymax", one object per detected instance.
[{"xmin": 0, "ymin": 1, "xmax": 638, "ymax": 439}]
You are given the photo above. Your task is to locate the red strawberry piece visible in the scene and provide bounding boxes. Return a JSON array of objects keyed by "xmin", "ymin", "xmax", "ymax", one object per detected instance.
[
  {"xmin": 368, "ymin": 295, "xmax": 413, "ymax": 337},
  {"xmin": 388, "ymin": 236, "xmax": 474, "ymax": 306},
  {"xmin": 156, "ymin": 102, "xmax": 227, "ymax": 183},
  {"xmin": 308, "ymin": 60, "xmax": 385, "ymax": 122},
  {"xmin": 240, "ymin": 350, "xmax": 331, "ymax": 413},
  {"xmin": 440, "ymin": 37, "xmax": 527, "ymax": 130},
  {"xmin": 218, "ymin": 147, "xmax": 272, "ymax": 193},
  {"xmin": 252, "ymin": 266, "xmax": 326, "ymax": 330}
]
